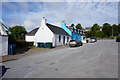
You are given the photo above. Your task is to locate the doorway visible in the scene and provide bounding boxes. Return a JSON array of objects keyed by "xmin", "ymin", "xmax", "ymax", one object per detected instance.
[{"xmin": 63, "ymin": 36, "xmax": 65, "ymax": 45}]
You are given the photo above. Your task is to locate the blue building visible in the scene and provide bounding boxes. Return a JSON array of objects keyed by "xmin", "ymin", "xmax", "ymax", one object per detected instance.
[{"xmin": 61, "ymin": 21, "xmax": 82, "ymax": 41}]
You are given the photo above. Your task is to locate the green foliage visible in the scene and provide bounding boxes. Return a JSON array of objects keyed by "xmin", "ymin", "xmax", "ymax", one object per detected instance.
[
  {"xmin": 85, "ymin": 22, "xmax": 120, "ymax": 38},
  {"xmin": 91, "ymin": 24, "xmax": 100, "ymax": 32},
  {"xmin": 9, "ymin": 25, "xmax": 27, "ymax": 40},
  {"xmin": 112, "ymin": 24, "xmax": 118, "ymax": 36},
  {"xmin": 75, "ymin": 23, "xmax": 82, "ymax": 30},
  {"xmin": 102, "ymin": 23, "xmax": 112, "ymax": 37},
  {"xmin": 8, "ymin": 25, "xmax": 27, "ymax": 44},
  {"xmin": 85, "ymin": 31, "xmax": 94, "ymax": 38},
  {"xmin": 84, "ymin": 23, "xmax": 120, "ymax": 38},
  {"xmin": 110, "ymin": 36, "xmax": 115, "ymax": 39},
  {"xmin": 112, "ymin": 24, "xmax": 120, "ymax": 36},
  {"xmin": 118, "ymin": 24, "xmax": 120, "ymax": 33},
  {"xmin": 87, "ymin": 23, "xmax": 100, "ymax": 37},
  {"xmin": 70, "ymin": 24, "xmax": 74, "ymax": 27},
  {"xmin": 95, "ymin": 31, "xmax": 104, "ymax": 38}
]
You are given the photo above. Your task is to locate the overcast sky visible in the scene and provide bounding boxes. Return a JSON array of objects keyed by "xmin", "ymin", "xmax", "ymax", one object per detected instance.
[{"xmin": 1, "ymin": 0, "xmax": 119, "ymax": 31}]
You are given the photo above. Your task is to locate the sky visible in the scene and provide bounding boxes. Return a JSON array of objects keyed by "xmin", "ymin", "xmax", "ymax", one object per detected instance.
[{"xmin": 1, "ymin": 0, "xmax": 119, "ymax": 31}]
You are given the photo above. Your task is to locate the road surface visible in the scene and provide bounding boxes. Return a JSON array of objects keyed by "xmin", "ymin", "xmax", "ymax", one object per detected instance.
[{"xmin": 2, "ymin": 40, "xmax": 118, "ymax": 78}]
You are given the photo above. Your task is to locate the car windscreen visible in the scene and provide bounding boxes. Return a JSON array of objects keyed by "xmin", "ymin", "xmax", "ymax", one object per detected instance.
[
  {"xmin": 91, "ymin": 38, "xmax": 96, "ymax": 39},
  {"xmin": 90, "ymin": 38, "xmax": 94, "ymax": 39},
  {"xmin": 118, "ymin": 37, "xmax": 120, "ymax": 40},
  {"xmin": 70, "ymin": 40, "xmax": 76, "ymax": 42}
]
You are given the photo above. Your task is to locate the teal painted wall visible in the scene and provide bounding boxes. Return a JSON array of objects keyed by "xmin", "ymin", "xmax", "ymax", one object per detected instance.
[
  {"xmin": 61, "ymin": 23, "xmax": 81, "ymax": 41},
  {"xmin": 71, "ymin": 32, "xmax": 81, "ymax": 41},
  {"xmin": 61, "ymin": 23, "xmax": 72, "ymax": 36}
]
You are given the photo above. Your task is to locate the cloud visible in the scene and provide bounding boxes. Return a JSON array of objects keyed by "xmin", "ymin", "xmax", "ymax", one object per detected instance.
[
  {"xmin": 2, "ymin": 0, "xmax": 119, "ymax": 2},
  {"xmin": 2, "ymin": 2, "xmax": 118, "ymax": 31},
  {"xmin": 52, "ymin": 22, "xmax": 61, "ymax": 27},
  {"xmin": 22, "ymin": 20, "xmax": 36, "ymax": 29},
  {"xmin": 118, "ymin": 2, "xmax": 120, "ymax": 24}
]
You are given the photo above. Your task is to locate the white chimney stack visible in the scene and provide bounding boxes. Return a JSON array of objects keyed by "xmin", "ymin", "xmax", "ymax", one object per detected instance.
[{"xmin": 41, "ymin": 17, "xmax": 46, "ymax": 25}]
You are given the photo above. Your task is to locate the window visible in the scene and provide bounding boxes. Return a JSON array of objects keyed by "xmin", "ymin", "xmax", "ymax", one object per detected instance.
[
  {"xmin": 59, "ymin": 35, "xmax": 61, "ymax": 42},
  {"xmin": 67, "ymin": 37, "xmax": 69, "ymax": 42},
  {"xmin": 63, "ymin": 36, "xmax": 65, "ymax": 45}
]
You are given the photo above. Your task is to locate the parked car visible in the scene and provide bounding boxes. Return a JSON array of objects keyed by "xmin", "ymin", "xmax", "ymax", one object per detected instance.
[
  {"xmin": 89, "ymin": 37, "xmax": 97, "ymax": 43},
  {"xmin": 69, "ymin": 40, "xmax": 83, "ymax": 47},
  {"xmin": 116, "ymin": 37, "xmax": 120, "ymax": 42},
  {"xmin": 86, "ymin": 38, "xmax": 90, "ymax": 43},
  {"xmin": 118, "ymin": 33, "xmax": 120, "ymax": 36}
]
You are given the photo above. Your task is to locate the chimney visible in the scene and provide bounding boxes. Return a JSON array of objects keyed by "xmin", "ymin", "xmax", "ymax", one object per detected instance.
[
  {"xmin": 62, "ymin": 20, "xmax": 65, "ymax": 23},
  {"xmin": 61, "ymin": 20, "xmax": 66, "ymax": 28},
  {"xmin": 61, "ymin": 20, "xmax": 72, "ymax": 36},
  {"xmin": 41, "ymin": 17, "xmax": 46, "ymax": 25}
]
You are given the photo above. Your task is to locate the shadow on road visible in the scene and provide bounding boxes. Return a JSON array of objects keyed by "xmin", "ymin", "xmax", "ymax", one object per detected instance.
[{"xmin": 0, "ymin": 65, "xmax": 9, "ymax": 79}]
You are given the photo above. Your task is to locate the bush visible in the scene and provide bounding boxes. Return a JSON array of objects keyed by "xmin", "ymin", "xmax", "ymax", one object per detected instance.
[
  {"xmin": 95, "ymin": 31, "xmax": 104, "ymax": 38},
  {"xmin": 110, "ymin": 37, "xmax": 115, "ymax": 39}
]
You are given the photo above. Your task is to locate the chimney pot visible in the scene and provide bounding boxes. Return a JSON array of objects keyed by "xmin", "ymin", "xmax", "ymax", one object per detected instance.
[
  {"xmin": 41, "ymin": 17, "xmax": 46, "ymax": 25},
  {"xmin": 62, "ymin": 20, "xmax": 65, "ymax": 23}
]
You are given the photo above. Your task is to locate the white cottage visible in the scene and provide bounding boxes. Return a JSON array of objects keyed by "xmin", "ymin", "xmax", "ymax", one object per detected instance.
[
  {"xmin": 0, "ymin": 22, "xmax": 9, "ymax": 56},
  {"xmin": 25, "ymin": 17, "xmax": 71, "ymax": 47}
]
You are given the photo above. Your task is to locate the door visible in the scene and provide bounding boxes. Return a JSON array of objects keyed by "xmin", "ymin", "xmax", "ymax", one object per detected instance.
[{"xmin": 63, "ymin": 36, "xmax": 65, "ymax": 45}]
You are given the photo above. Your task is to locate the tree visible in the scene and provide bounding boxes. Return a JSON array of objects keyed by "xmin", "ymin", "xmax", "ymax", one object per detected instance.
[
  {"xmin": 95, "ymin": 31, "xmax": 104, "ymax": 38},
  {"xmin": 91, "ymin": 23, "xmax": 100, "ymax": 32},
  {"xmin": 70, "ymin": 24, "xmax": 74, "ymax": 27},
  {"xmin": 75, "ymin": 23, "xmax": 82, "ymax": 30},
  {"xmin": 102, "ymin": 23, "xmax": 112, "ymax": 37},
  {"xmin": 118, "ymin": 24, "xmax": 120, "ymax": 33},
  {"xmin": 85, "ymin": 31, "xmax": 94, "ymax": 38},
  {"xmin": 90, "ymin": 23, "xmax": 100, "ymax": 37},
  {"xmin": 112, "ymin": 24, "xmax": 118, "ymax": 36},
  {"xmin": 9, "ymin": 25, "xmax": 27, "ymax": 41}
]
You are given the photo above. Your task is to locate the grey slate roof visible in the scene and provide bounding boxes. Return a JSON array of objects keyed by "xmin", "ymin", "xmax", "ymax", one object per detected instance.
[
  {"xmin": 46, "ymin": 23, "xmax": 70, "ymax": 36},
  {"xmin": 26, "ymin": 23, "xmax": 70, "ymax": 36},
  {"xmin": 26, "ymin": 27, "xmax": 39, "ymax": 36}
]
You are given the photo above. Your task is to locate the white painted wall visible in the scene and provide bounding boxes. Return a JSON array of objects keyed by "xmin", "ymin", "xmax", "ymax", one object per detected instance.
[
  {"xmin": 35, "ymin": 24, "xmax": 54, "ymax": 43},
  {"xmin": 0, "ymin": 36, "xmax": 8, "ymax": 56},
  {"xmin": 35, "ymin": 18, "xmax": 54, "ymax": 45},
  {"xmin": 54, "ymin": 34, "xmax": 70, "ymax": 47},
  {"xmin": 25, "ymin": 36, "xmax": 35, "ymax": 42}
]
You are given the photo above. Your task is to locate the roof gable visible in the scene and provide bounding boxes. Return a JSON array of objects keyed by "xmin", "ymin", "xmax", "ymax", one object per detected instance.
[
  {"xmin": 0, "ymin": 22, "xmax": 9, "ymax": 35},
  {"xmin": 46, "ymin": 23, "xmax": 70, "ymax": 36},
  {"xmin": 26, "ymin": 23, "xmax": 70, "ymax": 36},
  {"xmin": 26, "ymin": 27, "xmax": 39, "ymax": 36}
]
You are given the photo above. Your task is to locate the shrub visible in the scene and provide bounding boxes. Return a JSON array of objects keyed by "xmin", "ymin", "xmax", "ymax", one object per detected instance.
[{"xmin": 110, "ymin": 37, "xmax": 115, "ymax": 39}]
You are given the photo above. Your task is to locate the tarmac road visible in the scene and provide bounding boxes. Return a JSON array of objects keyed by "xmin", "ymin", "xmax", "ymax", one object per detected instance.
[{"xmin": 2, "ymin": 40, "xmax": 118, "ymax": 78}]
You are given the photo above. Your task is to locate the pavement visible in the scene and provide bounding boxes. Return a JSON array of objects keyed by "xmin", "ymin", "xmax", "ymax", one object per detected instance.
[
  {"xmin": 1, "ymin": 40, "xmax": 119, "ymax": 78},
  {"xmin": 1, "ymin": 46, "xmax": 69, "ymax": 63}
]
